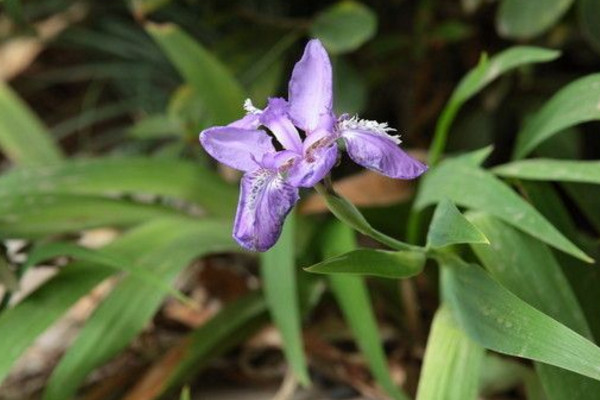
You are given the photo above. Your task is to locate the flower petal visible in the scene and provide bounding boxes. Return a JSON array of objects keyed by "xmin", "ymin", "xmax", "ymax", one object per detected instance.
[
  {"xmin": 200, "ymin": 126, "xmax": 275, "ymax": 172},
  {"xmin": 260, "ymin": 98, "xmax": 303, "ymax": 153},
  {"xmin": 288, "ymin": 39, "xmax": 334, "ymax": 133},
  {"xmin": 287, "ymin": 130, "xmax": 338, "ymax": 187},
  {"xmin": 233, "ymin": 169, "xmax": 299, "ymax": 251},
  {"xmin": 341, "ymin": 129, "xmax": 428, "ymax": 179},
  {"xmin": 228, "ymin": 113, "xmax": 260, "ymax": 130}
]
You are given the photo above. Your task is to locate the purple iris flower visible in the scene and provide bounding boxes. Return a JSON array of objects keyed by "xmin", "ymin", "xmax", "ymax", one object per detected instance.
[{"xmin": 200, "ymin": 39, "xmax": 427, "ymax": 252}]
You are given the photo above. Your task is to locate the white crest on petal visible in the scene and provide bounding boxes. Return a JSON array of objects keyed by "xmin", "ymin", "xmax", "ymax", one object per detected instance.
[
  {"xmin": 336, "ymin": 115, "xmax": 401, "ymax": 144},
  {"xmin": 243, "ymin": 98, "xmax": 262, "ymax": 115}
]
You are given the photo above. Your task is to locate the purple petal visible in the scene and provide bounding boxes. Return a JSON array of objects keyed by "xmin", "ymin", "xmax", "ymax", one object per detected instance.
[
  {"xmin": 233, "ymin": 169, "xmax": 299, "ymax": 251},
  {"xmin": 287, "ymin": 130, "xmax": 338, "ymax": 187},
  {"xmin": 200, "ymin": 127, "xmax": 275, "ymax": 172},
  {"xmin": 260, "ymin": 98, "xmax": 303, "ymax": 153},
  {"xmin": 288, "ymin": 39, "xmax": 334, "ymax": 133},
  {"xmin": 341, "ymin": 129, "xmax": 428, "ymax": 179},
  {"xmin": 228, "ymin": 113, "xmax": 260, "ymax": 130}
]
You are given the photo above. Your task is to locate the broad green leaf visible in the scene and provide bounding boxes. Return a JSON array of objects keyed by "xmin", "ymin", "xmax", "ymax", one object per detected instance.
[
  {"xmin": 579, "ymin": 0, "xmax": 600, "ymax": 53},
  {"xmin": 306, "ymin": 248, "xmax": 425, "ymax": 279},
  {"xmin": 429, "ymin": 47, "xmax": 559, "ymax": 164},
  {"xmin": 468, "ymin": 213, "xmax": 589, "ymax": 334},
  {"xmin": 426, "ymin": 199, "xmax": 488, "ymax": 248},
  {"xmin": 259, "ymin": 213, "xmax": 309, "ymax": 386},
  {"xmin": 513, "ymin": 74, "xmax": 600, "ymax": 159},
  {"xmin": 0, "ymin": 193, "xmax": 185, "ymax": 238},
  {"xmin": 322, "ymin": 221, "xmax": 408, "ymax": 400},
  {"xmin": 0, "ymin": 157, "xmax": 237, "ymax": 217},
  {"xmin": 44, "ymin": 219, "xmax": 237, "ymax": 400},
  {"xmin": 315, "ymin": 185, "xmax": 416, "ymax": 251},
  {"xmin": 494, "ymin": 159, "xmax": 600, "ymax": 185},
  {"xmin": 479, "ymin": 354, "xmax": 542, "ymax": 398},
  {"xmin": 441, "ymin": 256, "xmax": 600, "ymax": 381},
  {"xmin": 310, "ymin": 1, "xmax": 377, "ymax": 54},
  {"xmin": 563, "ymin": 183, "xmax": 600, "ymax": 233},
  {"xmin": 416, "ymin": 306, "xmax": 484, "ymax": 400},
  {"xmin": 0, "ymin": 82, "xmax": 63, "ymax": 166},
  {"xmin": 415, "ymin": 153, "xmax": 591, "ymax": 262},
  {"xmin": 496, "ymin": 0, "xmax": 573, "ymax": 39},
  {"xmin": 468, "ymin": 213, "xmax": 600, "ymax": 400},
  {"xmin": 147, "ymin": 23, "xmax": 245, "ymax": 127}
]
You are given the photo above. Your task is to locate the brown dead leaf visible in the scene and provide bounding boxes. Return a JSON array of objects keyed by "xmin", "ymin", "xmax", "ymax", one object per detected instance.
[{"xmin": 0, "ymin": 3, "xmax": 87, "ymax": 81}]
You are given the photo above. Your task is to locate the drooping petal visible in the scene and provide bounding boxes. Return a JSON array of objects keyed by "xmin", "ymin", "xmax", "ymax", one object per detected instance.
[
  {"xmin": 260, "ymin": 98, "xmax": 303, "ymax": 153},
  {"xmin": 233, "ymin": 169, "xmax": 299, "ymax": 251},
  {"xmin": 288, "ymin": 39, "xmax": 334, "ymax": 133},
  {"xmin": 287, "ymin": 130, "xmax": 338, "ymax": 187},
  {"xmin": 200, "ymin": 127, "xmax": 275, "ymax": 172},
  {"xmin": 341, "ymin": 129, "xmax": 428, "ymax": 179}
]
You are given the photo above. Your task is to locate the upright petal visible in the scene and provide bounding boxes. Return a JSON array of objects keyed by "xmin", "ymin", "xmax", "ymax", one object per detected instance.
[
  {"xmin": 260, "ymin": 98, "xmax": 303, "ymax": 153},
  {"xmin": 286, "ymin": 130, "xmax": 338, "ymax": 187},
  {"xmin": 341, "ymin": 129, "xmax": 427, "ymax": 179},
  {"xmin": 233, "ymin": 169, "xmax": 299, "ymax": 251},
  {"xmin": 288, "ymin": 39, "xmax": 333, "ymax": 133},
  {"xmin": 200, "ymin": 127, "xmax": 275, "ymax": 172}
]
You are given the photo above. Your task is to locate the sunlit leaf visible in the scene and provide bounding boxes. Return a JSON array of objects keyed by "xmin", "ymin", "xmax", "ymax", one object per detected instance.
[
  {"xmin": 416, "ymin": 306, "xmax": 484, "ymax": 400},
  {"xmin": 259, "ymin": 212, "xmax": 310, "ymax": 386},
  {"xmin": 494, "ymin": 159, "xmax": 600, "ymax": 185},
  {"xmin": 0, "ymin": 82, "xmax": 63, "ymax": 166},
  {"xmin": 146, "ymin": 23, "xmax": 245, "ymax": 127},
  {"xmin": 322, "ymin": 220, "xmax": 408, "ymax": 400},
  {"xmin": 0, "ymin": 157, "xmax": 237, "ymax": 218}
]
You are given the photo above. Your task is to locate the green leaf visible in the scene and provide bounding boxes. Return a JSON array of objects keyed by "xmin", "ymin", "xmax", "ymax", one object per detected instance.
[
  {"xmin": 322, "ymin": 221, "xmax": 408, "ymax": 400},
  {"xmin": 25, "ymin": 242, "xmax": 189, "ymax": 303},
  {"xmin": 426, "ymin": 199, "xmax": 489, "ymax": 248},
  {"xmin": 259, "ymin": 212, "xmax": 309, "ymax": 386},
  {"xmin": 496, "ymin": 0, "xmax": 574, "ymax": 39},
  {"xmin": 44, "ymin": 218, "xmax": 237, "ymax": 400},
  {"xmin": 315, "ymin": 184, "xmax": 416, "ymax": 251},
  {"xmin": 310, "ymin": 1, "xmax": 377, "ymax": 54},
  {"xmin": 429, "ymin": 47, "xmax": 559, "ymax": 165},
  {"xmin": 513, "ymin": 74, "xmax": 600, "ymax": 159},
  {"xmin": 128, "ymin": 114, "xmax": 182, "ymax": 139},
  {"xmin": 0, "ymin": 157, "xmax": 237, "ymax": 218},
  {"xmin": 468, "ymin": 213, "xmax": 600, "ymax": 400},
  {"xmin": 0, "ymin": 263, "xmax": 112, "ymax": 386},
  {"xmin": 306, "ymin": 248, "xmax": 425, "ymax": 279},
  {"xmin": 416, "ymin": 306, "xmax": 484, "ymax": 400},
  {"xmin": 441, "ymin": 256, "xmax": 600, "ymax": 382},
  {"xmin": 0, "ymin": 217, "xmax": 189, "ymax": 386},
  {"xmin": 146, "ymin": 23, "xmax": 245, "ymax": 127},
  {"xmin": 0, "ymin": 82, "xmax": 63, "ymax": 166},
  {"xmin": 494, "ymin": 159, "xmax": 600, "ymax": 185},
  {"xmin": 579, "ymin": 0, "xmax": 600, "ymax": 53},
  {"xmin": 415, "ymin": 153, "xmax": 592, "ymax": 262},
  {"xmin": 0, "ymin": 193, "xmax": 186, "ymax": 238}
]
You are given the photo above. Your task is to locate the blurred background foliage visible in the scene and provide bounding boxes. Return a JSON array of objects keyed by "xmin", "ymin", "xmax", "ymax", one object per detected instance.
[{"xmin": 1, "ymin": 0, "xmax": 600, "ymax": 399}]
